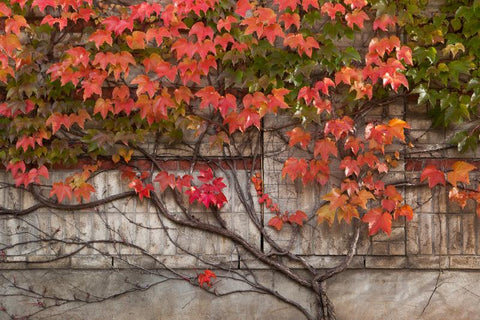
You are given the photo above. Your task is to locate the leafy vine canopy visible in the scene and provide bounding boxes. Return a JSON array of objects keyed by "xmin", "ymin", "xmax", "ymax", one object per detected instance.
[{"xmin": 0, "ymin": 0, "xmax": 478, "ymax": 242}]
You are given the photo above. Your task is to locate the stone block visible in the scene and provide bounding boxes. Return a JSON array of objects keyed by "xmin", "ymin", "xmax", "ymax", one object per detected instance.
[{"xmin": 365, "ymin": 256, "xmax": 407, "ymax": 268}]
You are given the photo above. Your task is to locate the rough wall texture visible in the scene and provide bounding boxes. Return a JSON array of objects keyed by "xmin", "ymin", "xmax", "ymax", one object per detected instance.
[{"xmin": 2, "ymin": 101, "xmax": 480, "ymax": 320}]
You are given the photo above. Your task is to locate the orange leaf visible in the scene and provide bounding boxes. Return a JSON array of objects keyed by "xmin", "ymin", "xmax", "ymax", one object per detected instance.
[
  {"xmin": 394, "ymin": 205, "xmax": 413, "ymax": 221},
  {"xmin": 345, "ymin": 9, "xmax": 369, "ymax": 29},
  {"xmin": 288, "ymin": 210, "xmax": 308, "ymax": 226},
  {"xmin": 447, "ymin": 161, "xmax": 476, "ymax": 186},
  {"xmin": 316, "ymin": 204, "xmax": 336, "ymax": 226}
]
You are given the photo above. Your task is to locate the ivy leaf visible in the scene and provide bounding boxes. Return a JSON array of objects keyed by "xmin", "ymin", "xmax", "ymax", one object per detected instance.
[
  {"xmin": 394, "ymin": 205, "xmax": 413, "ymax": 221},
  {"xmin": 286, "ymin": 127, "xmax": 311, "ymax": 149},
  {"xmin": 88, "ymin": 30, "xmax": 113, "ymax": 48},
  {"xmin": 316, "ymin": 204, "xmax": 336, "ymax": 226},
  {"xmin": 420, "ymin": 165, "xmax": 446, "ymax": 188},
  {"xmin": 345, "ymin": 9, "xmax": 369, "ymax": 29},
  {"xmin": 50, "ymin": 182, "xmax": 73, "ymax": 203},
  {"xmin": 362, "ymin": 208, "xmax": 392, "ymax": 236},
  {"xmin": 314, "ymin": 138, "xmax": 338, "ymax": 161},
  {"xmin": 373, "ymin": 14, "xmax": 397, "ymax": 31},
  {"xmin": 447, "ymin": 161, "xmax": 476, "ymax": 186},
  {"xmin": 268, "ymin": 216, "xmax": 283, "ymax": 230},
  {"xmin": 288, "ymin": 210, "xmax": 308, "ymax": 226},
  {"xmin": 198, "ymin": 270, "xmax": 216, "ymax": 287}
]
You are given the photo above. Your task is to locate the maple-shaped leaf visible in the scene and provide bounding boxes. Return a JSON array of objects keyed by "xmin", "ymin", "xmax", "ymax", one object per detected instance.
[
  {"xmin": 382, "ymin": 71, "xmax": 409, "ymax": 92},
  {"xmin": 394, "ymin": 204, "xmax": 413, "ymax": 221},
  {"xmin": 349, "ymin": 189, "xmax": 375, "ymax": 209},
  {"xmin": 447, "ymin": 161, "xmax": 477, "ymax": 186},
  {"xmin": 50, "ymin": 182, "xmax": 73, "ymax": 203},
  {"xmin": 32, "ymin": 0, "xmax": 56, "ymax": 12},
  {"xmin": 337, "ymin": 204, "xmax": 359, "ymax": 223},
  {"xmin": 235, "ymin": 0, "xmax": 253, "ymax": 17},
  {"xmin": 131, "ymin": 75, "xmax": 158, "ymax": 98},
  {"xmin": 388, "ymin": 118, "xmax": 410, "ymax": 142},
  {"xmin": 198, "ymin": 270, "xmax": 216, "ymax": 287},
  {"xmin": 322, "ymin": 188, "xmax": 348, "ymax": 211},
  {"xmin": 344, "ymin": 0, "xmax": 367, "ymax": 9},
  {"xmin": 373, "ymin": 14, "xmax": 397, "ymax": 31},
  {"xmin": 5, "ymin": 15, "xmax": 29, "ymax": 35},
  {"xmin": 335, "ymin": 67, "xmax": 362, "ymax": 85},
  {"xmin": 6, "ymin": 160, "xmax": 26, "ymax": 177},
  {"xmin": 396, "ymin": 46, "xmax": 413, "ymax": 65},
  {"xmin": 288, "ymin": 210, "xmax": 308, "ymax": 226},
  {"xmin": 214, "ymin": 33, "xmax": 235, "ymax": 50},
  {"xmin": 340, "ymin": 156, "xmax": 361, "ymax": 177},
  {"xmin": 282, "ymin": 157, "xmax": 308, "ymax": 182},
  {"xmin": 301, "ymin": 0, "xmax": 319, "ymax": 11},
  {"xmin": 314, "ymin": 138, "xmax": 338, "ymax": 161},
  {"xmin": 268, "ymin": 216, "xmax": 283, "ymax": 230},
  {"xmin": 171, "ymin": 38, "xmax": 196, "ymax": 59},
  {"xmin": 46, "ymin": 113, "xmax": 72, "ymax": 134},
  {"xmin": 321, "ymin": 2, "xmax": 345, "ymax": 20},
  {"xmin": 344, "ymin": 136, "xmax": 363, "ymax": 155},
  {"xmin": 154, "ymin": 171, "xmax": 176, "ymax": 192},
  {"xmin": 341, "ymin": 179, "xmax": 359, "ymax": 196},
  {"xmin": 279, "ymin": 13, "xmax": 300, "ymax": 30},
  {"xmin": 314, "ymin": 78, "xmax": 335, "ymax": 95},
  {"xmin": 102, "ymin": 16, "xmax": 133, "ymax": 35},
  {"xmin": 362, "ymin": 208, "xmax": 392, "ymax": 236},
  {"xmin": 93, "ymin": 98, "xmax": 114, "ymax": 119},
  {"xmin": 129, "ymin": 179, "xmax": 154, "ymax": 201},
  {"xmin": 88, "ymin": 30, "xmax": 113, "ymax": 48},
  {"xmin": 74, "ymin": 182, "xmax": 95, "ymax": 202},
  {"xmin": 316, "ymin": 204, "xmax": 336, "ymax": 226},
  {"xmin": 189, "ymin": 22, "xmax": 214, "ymax": 42},
  {"xmin": 195, "ymin": 86, "xmax": 221, "ymax": 109},
  {"xmin": 126, "ymin": 31, "xmax": 146, "ymax": 50},
  {"xmin": 217, "ymin": 16, "xmax": 238, "ymax": 32},
  {"xmin": 273, "ymin": 0, "xmax": 298, "ymax": 11},
  {"xmin": 218, "ymin": 94, "xmax": 237, "ymax": 118},
  {"xmin": 176, "ymin": 175, "xmax": 193, "ymax": 190},
  {"xmin": 286, "ymin": 127, "xmax": 311, "ymax": 149},
  {"xmin": 345, "ymin": 9, "xmax": 369, "ymax": 29},
  {"xmin": 324, "ymin": 116, "xmax": 354, "ymax": 140}
]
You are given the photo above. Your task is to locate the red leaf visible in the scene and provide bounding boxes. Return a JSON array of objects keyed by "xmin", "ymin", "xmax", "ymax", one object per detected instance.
[
  {"xmin": 420, "ymin": 165, "xmax": 446, "ymax": 188},
  {"xmin": 282, "ymin": 157, "xmax": 308, "ymax": 182},
  {"xmin": 362, "ymin": 208, "xmax": 392, "ymax": 236},
  {"xmin": 88, "ymin": 30, "xmax": 113, "ymax": 48},
  {"xmin": 288, "ymin": 210, "xmax": 308, "ymax": 226},
  {"xmin": 217, "ymin": 16, "xmax": 238, "ymax": 32},
  {"xmin": 154, "ymin": 171, "xmax": 176, "ymax": 192},
  {"xmin": 339, "ymin": 156, "xmax": 361, "ymax": 177},
  {"xmin": 268, "ymin": 216, "xmax": 284, "ymax": 231},
  {"xmin": 198, "ymin": 270, "xmax": 216, "ymax": 287},
  {"xmin": 279, "ymin": 13, "xmax": 300, "ymax": 30},
  {"xmin": 321, "ymin": 2, "xmax": 345, "ymax": 20},
  {"xmin": 345, "ymin": 9, "xmax": 370, "ymax": 29},
  {"xmin": 324, "ymin": 116, "xmax": 354, "ymax": 140},
  {"xmin": 273, "ymin": 0, "xmax": 298, "ymax": 11},
  {"xmin": 397, "ymin": 46, "xmax": 413, "ymax": 65},
  {"xmin": 314, "ymin": 138, "xmax": 338, "ymax": 161},
  {"xmin": 50, "ymin": 182, "xmax": 73, "ymax": 203},
  {"xmin": 235, "ymin": 0, "xmax": 253, "ymax": 17},
  {"xmin": 286, "ymin": 127, "xmax": 311, "ymax": 149},
  {"xmin": 189, "ymin": 22, "xmax": 214, "ymax": 42}
]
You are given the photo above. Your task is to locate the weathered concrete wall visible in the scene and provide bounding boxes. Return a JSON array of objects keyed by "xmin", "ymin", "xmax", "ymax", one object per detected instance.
[{"xmin": 1, "ymin": 269, "xmax": 479, "ymax": 320}]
